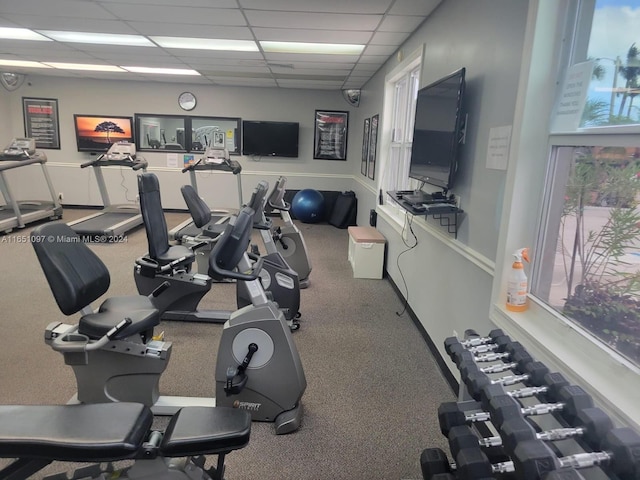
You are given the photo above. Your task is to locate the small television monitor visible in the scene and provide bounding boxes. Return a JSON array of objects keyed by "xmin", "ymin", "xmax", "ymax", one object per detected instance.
[
  {"xmin": 73, "ymin": 114, "xmax": 134, "ymax": 153},
  {"xmin": 409, "ymin": 68, "xmax": 466, "ymax": 192},
  {"xmin": 242, "ymin": 120, "xmax": 299, "ymax": 158}
]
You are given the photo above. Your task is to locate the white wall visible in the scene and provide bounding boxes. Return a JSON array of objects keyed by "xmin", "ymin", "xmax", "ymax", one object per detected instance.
[
  {"xmin": 0, "ymin": 76, "xmax": 357, "ymax": 209},
  {"xmin": 349, "ymin": 0, "xmax": 530, "ymax": 378}
]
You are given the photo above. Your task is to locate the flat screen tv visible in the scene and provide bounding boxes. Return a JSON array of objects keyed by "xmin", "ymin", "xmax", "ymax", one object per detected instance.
[
  {"xmin": 74, "ymin": 114, "xmax": 134, "ymax": 153},
  {"xmin": 242, "ymin": 120, "xmax": 299, "ymax": 157},
  {"xmin": 408, "ymin": 68, "xmax": 466, "ymax": 192}
]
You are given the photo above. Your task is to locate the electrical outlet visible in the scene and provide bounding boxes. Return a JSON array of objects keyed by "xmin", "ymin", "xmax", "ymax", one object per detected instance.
[{"xmin": 58, "ymin": 192, "xmax": 63, "ymax": 201}]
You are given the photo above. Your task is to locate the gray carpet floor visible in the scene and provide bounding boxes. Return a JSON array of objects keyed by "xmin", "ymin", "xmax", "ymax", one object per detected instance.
[{"xmin": 0, "ymin": 208, "xmax": 454, "ymax": 479}]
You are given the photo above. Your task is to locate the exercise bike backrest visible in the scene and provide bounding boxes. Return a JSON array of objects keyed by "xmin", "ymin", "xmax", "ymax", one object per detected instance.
[
  {"xmin": 32, "ymin": 222, "xmax": 111, "ymax": 316},
  {"xmin": 267, "ymin": 176, "xmax": 291, "ymax": 212},
  {"xmin": 209, "ymin": 206, "xmax": 260, "ymax": 282},
  {"xmin": 245, "ymin": 180, "xmax": 272, "ymax": 230}
]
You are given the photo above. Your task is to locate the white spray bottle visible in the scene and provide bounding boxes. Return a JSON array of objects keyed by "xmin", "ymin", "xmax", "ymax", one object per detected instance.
[{"xmin": 506, "ymin": 248, "xmax": 530, "ymax": 312}]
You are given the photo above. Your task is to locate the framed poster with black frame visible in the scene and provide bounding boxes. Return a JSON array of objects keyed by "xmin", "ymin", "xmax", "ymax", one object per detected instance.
[
  {"xmin": 361, "ymin": 117, "xmax": 370, "ymax": 176},
  {"xmin": 22, "ymin": 97, "xmax": 60, "ymax": 149},
  {"xmin": 313, "ymin": 110, "xmax": 348, "ymax": 160},
  {"xmin": 367, "ymin": 113, "xmax": 379, "ymax": 180}
]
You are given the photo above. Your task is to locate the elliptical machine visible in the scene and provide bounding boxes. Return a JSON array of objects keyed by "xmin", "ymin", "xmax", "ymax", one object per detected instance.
[
  {"xmin": 266, "ymin": 176, "xmax": 313, "ymax": 288},
  {"xmin": 134, "ymin": 174, "xmax": 301, "ymax": 329},
  {"xmin": 32, "ymin": 204, "xmax": 306, "ymax": 434}
]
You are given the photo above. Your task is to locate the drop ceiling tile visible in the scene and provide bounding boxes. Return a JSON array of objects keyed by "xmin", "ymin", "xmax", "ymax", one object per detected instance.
[
  {"xmin": 269, "ymin": 67, "xmax": 352, "ymax": 76},
  {"xmin": 0, "ymin": 40, "xmax": 81, "ymax": 54},
  {"xmin": 251, "ymin": 28, "xmax": 372, "ymax": 44},
  {"xmin": 263, "ymin": 52, "xmax": 360, "ymax": 64},
  {"xmin": 389, "ymin": 0, "xmax": 442, "ymax": 16},
  {"xmin": 351, "ymin": 63, "xmax": 383, "ymax": 73},
  {"xmin": 267, "ymin": 61, "xmax": 352, "ymax": 71},
  {"xmin": 98, "ymin": 0, "xmax": 238, "ymax": 6},
  {"xmin": 239, "ymin": 0, "xmax": 393, "ymax": 14},
  {"xmin": 128, "ymin": 23, "xmax": 253, "ymax": 39},
  {"xmin": 100, "ymin": 4, "xmax": 246, "ymax": 26},
  {"xmin": 206, "ymin": 76, "xmax": 277, "ymax": 87},
  {"xmin": 378, "ymin": 14, "xmax": 426, "ymax": 32},
  {"xmin": 164, "ymin": 49, "xmax": 264, "ymax": 60},
  {"xmin": 363, "ymin": 45, "xmax": 397, "ymax": 56},
  {"xmin": 179, "ymin": 57, "xmax": 266, "ymax": 67},
  {"xmin": 275, "ymin": 79, "xmax": 344, "ymax": 89},
  {"xmin": 245, "ymin": 11, "xmax": 381, "ymax": 31},
  {"xmin": 192, "ymin": 65, "xmax": 271, "ymax": 74},
  {"xmin": 135, "ymin": 74, "xmax": 213, "ymax": 84},
  {"xmin": 3, "ymin": 15, "xmax": 136, "ymax": 33},
  {"xmin": 370, "ymin": 31, "xmax": 410, "ymax": 45},
  {"xmin": 0, "ymin": 0, "xmax": 116, "ymax": 19},
  {"xmin": 357, "ymin": 55, "xmax": 388, "ymax": 64}
]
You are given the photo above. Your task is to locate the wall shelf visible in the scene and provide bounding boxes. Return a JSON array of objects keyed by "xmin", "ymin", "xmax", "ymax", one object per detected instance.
[{"xmin": 387, "ymin": 190, "xmax": 464, "ymax": 238}]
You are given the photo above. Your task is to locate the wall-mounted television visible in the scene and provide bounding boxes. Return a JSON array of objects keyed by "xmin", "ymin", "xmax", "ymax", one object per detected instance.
[
  {"xmin": 242, "ymin": 120, "xmax": 299, "ymax": 158},
  {"xmin": 409, "ymin": 68, "xmax": 466, "ymax": 192},
  {"xmin": 74, "ymin": 114, "xmax": 134, "ymax": 153}
]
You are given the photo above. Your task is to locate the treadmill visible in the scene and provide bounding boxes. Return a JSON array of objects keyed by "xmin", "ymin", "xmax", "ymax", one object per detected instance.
[
  {"xmin": 67, "ymin": 142, "xmax": 147, "ymax": 239},
  {"xmin": 169, "ymin": 146, "xmax": 243, "ymax": 244},
  {"xmin": 0, "ymin": 138, "xmax": 63, "ymax": 234}
]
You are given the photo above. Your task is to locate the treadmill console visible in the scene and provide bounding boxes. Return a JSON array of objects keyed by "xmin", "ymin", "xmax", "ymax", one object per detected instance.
[
  {"xmin": 3, "ymin": 138, "xmax": 36, "ymax": 158},
  {"xmin": 105, "ymin": 141, "xmax": 136, "ymax": 161},
  {"xmin": 203, "ymin": 146, "xmax": 230, "ymax": 165}
]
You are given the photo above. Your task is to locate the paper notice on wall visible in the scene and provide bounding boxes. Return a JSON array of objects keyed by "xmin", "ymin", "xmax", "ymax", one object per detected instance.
[
  {"xmin": 486, "ymin": 125, "xmax": 512, "ymax": 170},
  {"xmin": 550, "ymin": 60, "xmax": 594, "ymax": 132},
  {"xmin": 166, "ymin": 153, "xmax": 178, "ymax": 168}
]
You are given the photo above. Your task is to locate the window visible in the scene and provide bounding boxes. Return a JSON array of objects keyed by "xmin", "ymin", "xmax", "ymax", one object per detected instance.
[
  {"xmin": 493, "ymin": 0, "xmax": 640, "ymax": 427},
  {"xmin": 135, "ymin": 114, "xmax": 241, "ymax": 154},
  {"xmin": 532, "ymin": 0, "xmax": 640, "ymax": 368},
  {"xmin": 380, "ymin": 48, "xmax": 422, "ymax": 202}
]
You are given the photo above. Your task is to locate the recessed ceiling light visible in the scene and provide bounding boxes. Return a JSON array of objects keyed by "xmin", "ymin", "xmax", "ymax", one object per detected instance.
[
  {"xmin": 43, "ymin": 62, "xmax": 125, "ymax": 72},
  {"xmin": 0, "ymin": 59, "xmax": 51, "ymax": 68},
  {"xmin": 260, "ymin": 41, "xmax": 364, "ymax": 55},
  {"xmin": 0, "ymin": 27, "xmax": 51, "ymax": 41},
  {"xmin": 151, "ymin": 36, "xmax": 258, "ymax": 52},
  {"xmin": 37, "ymin": 30, "xmax": 155, "ymax": 47},
  {"xmin": 122, "ymin": 66, "xmax": 201, "ymax": 75}
]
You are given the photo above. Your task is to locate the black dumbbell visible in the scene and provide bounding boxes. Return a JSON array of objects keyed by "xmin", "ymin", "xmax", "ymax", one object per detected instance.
[
  {"xmin": 444, "ymin": 329, "xmax": 507, "ymax": 354},
  {"xmin": 420, "ymin": 447, "xmax": 498, "ymax": 480},
  {"xmin": 478, "ymin": 372, "xmax": 570, "ymax": 411},
  {"xmin": 447, "ymin": 337, "xmax": 523, "ymax": 368},
  {"xmin": 459, "ymin": 346, "xmax": 535, "ymax": 379},
  {"xmin": 447, "ymin": 407, "xmax": 614, "ymax": 459},
  {"xmin": 464, "ymin": 361, "xmax": 550, "ymax": 400},
  {"xmin": 438, "ymin": 385, "xmax": 593, "ymax": 434},
  {"xmin": 513, "ymin": 427, "xmax": 640, "ymax": 480},
  {"xmin": 488, "ymin": 385, "xmax": 593, "ymax": 428}
]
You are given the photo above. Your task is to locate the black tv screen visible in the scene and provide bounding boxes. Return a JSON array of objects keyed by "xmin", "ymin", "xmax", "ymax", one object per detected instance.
[
  {"xmin": 409, "ymin": 68, "xmax": 466, "ymax": 191},
  {"xmin": 74, "ymin": 115, "xmax": 134, "ymax": 153},
  {"xmin": 242, "ymin": 121, "xmax": 299, "ymax": 158}
]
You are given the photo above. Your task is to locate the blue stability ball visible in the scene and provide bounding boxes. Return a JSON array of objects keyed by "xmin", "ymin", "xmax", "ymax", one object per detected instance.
[{"xmin": 291, "ymin": 189, "xmax": 326, "ymax": 223}]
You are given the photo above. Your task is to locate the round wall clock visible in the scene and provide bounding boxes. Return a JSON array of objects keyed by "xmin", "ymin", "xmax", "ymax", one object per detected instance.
[{"xmin": 178, "ymin": 91, "xmax": 197, "ymax": 111}]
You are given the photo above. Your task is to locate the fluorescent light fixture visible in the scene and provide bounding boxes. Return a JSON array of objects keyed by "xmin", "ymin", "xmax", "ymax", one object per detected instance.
[
  {"xmin": 122, "ymin": 66, "xmax": 201, "ymax": 75},
  {"xmin": 43, "ymin": 62, "xmax": 125, "ymax": 72},
  {"xmin": 260, "ymin": 41, "xmax": 364, "ymax": 55},
  {"xmin": 37, "ymin": 30, "xmax": 155, "ymax": 47},
  {"xmin": 0, "ymin": 59, "xmax": 51, "ymax": 68},
  {"xmin": 0, "ymin": 27, "xmax": 51, "ymax": 41},
  {"xmin": 151, "ymin": 36, "xmax": 258, "ymax": 52}
]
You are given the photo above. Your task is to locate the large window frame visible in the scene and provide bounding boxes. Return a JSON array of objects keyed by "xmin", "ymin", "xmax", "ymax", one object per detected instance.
[{"xmin": 491, "ymin": 0, "xmax": 640, "ymax": 429}]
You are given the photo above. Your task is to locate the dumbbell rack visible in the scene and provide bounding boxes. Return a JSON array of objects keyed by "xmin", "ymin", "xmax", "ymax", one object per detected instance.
[{"xmin": 420, "ymin": 329, "xmax": 640, "ymax": 480}]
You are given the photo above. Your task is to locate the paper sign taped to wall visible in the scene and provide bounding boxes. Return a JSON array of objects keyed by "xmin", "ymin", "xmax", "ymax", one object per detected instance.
[{"xmin": 486, "ymin": 125, "xmax": 512, "ymax": 170}]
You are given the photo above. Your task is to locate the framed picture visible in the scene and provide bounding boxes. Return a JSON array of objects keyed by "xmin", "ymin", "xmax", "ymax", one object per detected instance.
[
  {"xmin": 367, "ymin": 114, "xmax": 379, "ymax": 180},
  {"xmin": 313, "ymin": 110, "xmax": 349, "ymax": 160},
  {"xmin": 361, "ymin": 117, "xmax": 370, "ymax": 176},
  {"xmin": 22, "ymin": 97, "xmax": 60, "ymax": 149}
]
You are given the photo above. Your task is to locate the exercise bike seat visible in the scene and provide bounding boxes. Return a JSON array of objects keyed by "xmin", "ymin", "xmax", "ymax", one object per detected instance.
[
  {"xmin": 0, "ymin": 402, "xmax": 152, "ymax": 461},
  {"xmin": 180, "ymin": 184, "xmax": 227, "ymax": 239},
  {"xmin": 138, "ymin": 173, "xmax": 195, "ymax": 267},
  {"xmin": 32, "ymin": 222, "xmax": 160, "ymax": 339}
]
